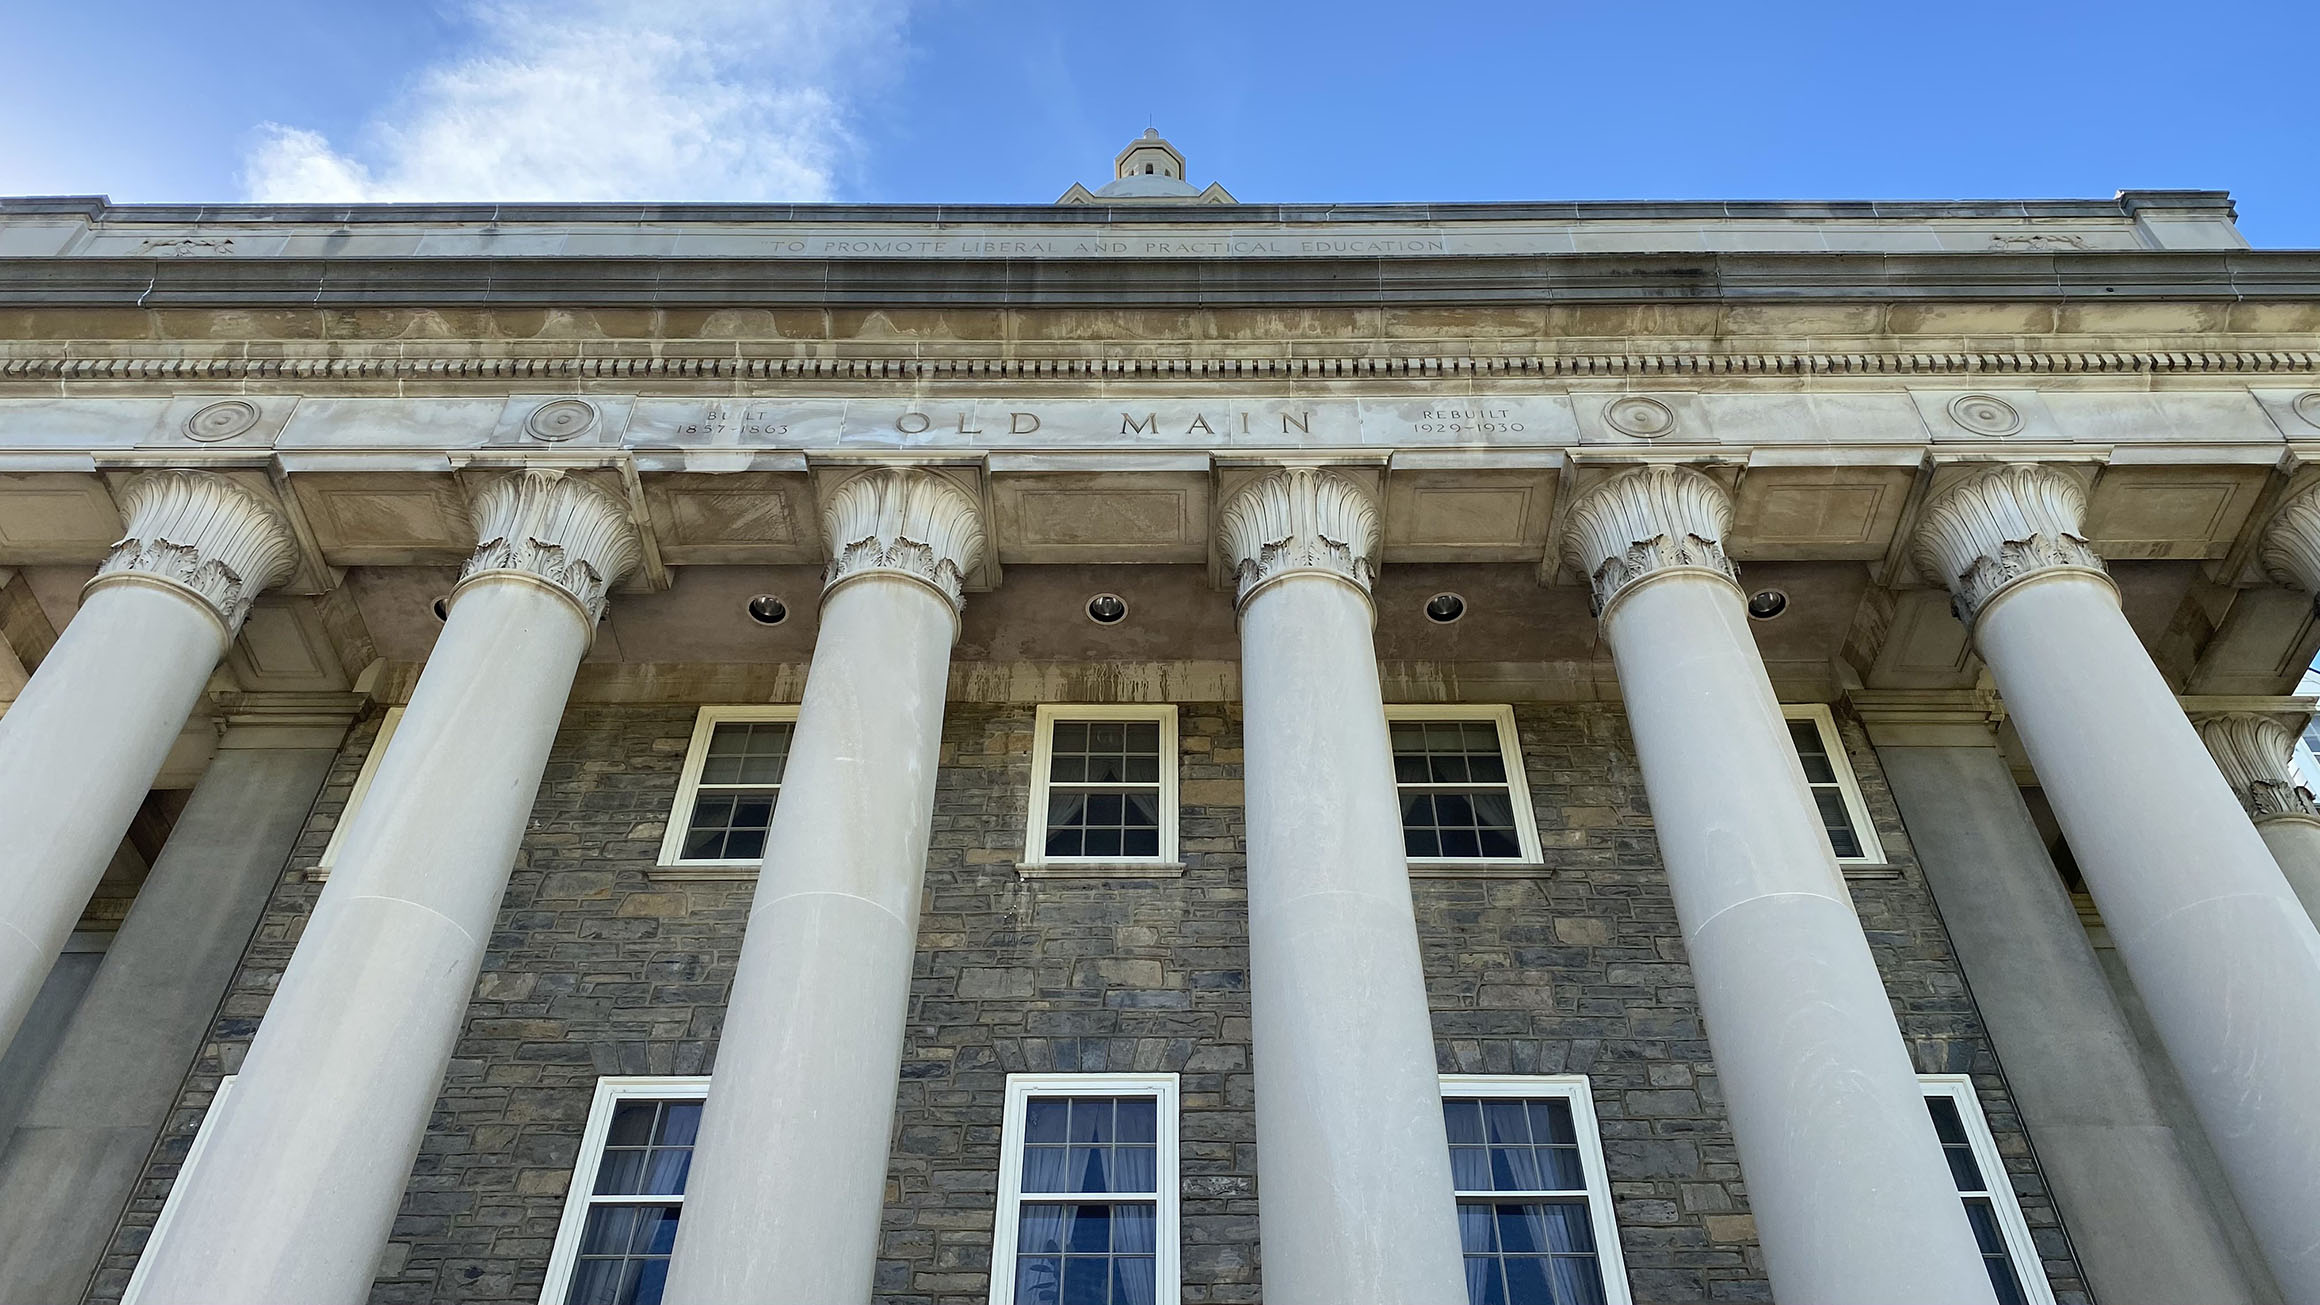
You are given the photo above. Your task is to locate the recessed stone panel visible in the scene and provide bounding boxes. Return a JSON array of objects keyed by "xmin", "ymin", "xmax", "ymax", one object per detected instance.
[
  {"xmin": 641, "ymin": 472, "xmax": 817, "ymax": 565},
  {"xmin": 0, "ymin": 474, "xmax": 121, "ymax": 563},
  {"xmin": 2085, "ymin": 466, "xmax": 2267, "ymax": 561},
  {"xmin": 1381, "ymin": 467, "xmax": 1556, "ymax": 563},
  {"xmin": 1728, "ymin": 466, "xmax": 1914, "ymax": 560},
  {"xmin": 992, "ymin": 471, "xmax": 1209, "ymax": 564},
  {"xmin": 293, "ymin": 473, "xmax": 474, "ymax": 565}
]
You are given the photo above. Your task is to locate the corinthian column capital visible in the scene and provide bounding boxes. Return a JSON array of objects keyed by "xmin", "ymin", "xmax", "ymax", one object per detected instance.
[
  {"xmin": 2259, "ymin": 483, "xmax": 2320, "ymax": 602},
  {"xmin": 2195, "ymin": 712, "xmax": 2320, "ymax": 820},
  {"xmin": 1559, "ymin": 464, "xmax": 1738, "ymax": 618},
  {"xmin": 820, "ymin": 468, "xmax": 988, "ymax": 611},
  {"xmin": 1216, "ymin": 467, "xmax": 1381, "ymax": 609},
  {"xmin": 1910, "ymin": 463, "xmax": 2109, "ymax": 627},
  {"xmin": 457, "ymin": 470, "xmax": 643, "ymax": 625},
  {"xmin": 87, "ymin": 469, "xmax": 299, "ymax": 634}
]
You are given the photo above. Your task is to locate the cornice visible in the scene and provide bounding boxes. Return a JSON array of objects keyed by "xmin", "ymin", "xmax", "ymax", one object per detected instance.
[{"xmin": 6, "ymin": 348, "xmax": 2319, "ymax": 386}]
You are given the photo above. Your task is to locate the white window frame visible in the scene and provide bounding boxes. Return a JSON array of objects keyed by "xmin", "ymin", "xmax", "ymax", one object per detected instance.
[
  {"xmin": 1440, "ymin": 1074, "xmax": 1633, "ymax": 1305},
  {"xmin": 656, "ymin": 706, "xmax": 800, "ymax": 871},
  {"xmin": 121, "ymin": 1075, "xmax": 238, "ymax": 1305},
  {"xmin": 989, "ymin": 1072, "xmax": 1181, "ymax": 1305},
  {"xmin": 1021, "ymin": 705, "xmax": 1180, "ymax": 872},
  {"xmin": 1781, "ymin": 704, "xmax": 1887, "ymax": 865},
  {"xmin": 315, "ymin": 707, "xmax": 405, "ymax": 876},
  {"xmin": 1921, "ymin": 1075, "xmax": 2056, "ymax": 1305},
  {"xmin": 539, "ymin": 1075, "xmax": 712, "ymax": 1305},
  {"xmin": 1385, "ymin": 705, "xmax": 1544, "ymax": 868}
]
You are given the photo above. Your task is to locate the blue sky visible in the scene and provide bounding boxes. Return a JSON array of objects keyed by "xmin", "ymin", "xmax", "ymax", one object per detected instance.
[{"xmin": 5, "ymin": 0, "xmax": 2317, "ymax": 245}]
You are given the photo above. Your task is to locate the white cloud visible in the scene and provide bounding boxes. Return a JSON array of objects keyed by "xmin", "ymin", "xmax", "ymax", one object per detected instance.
[{"xmin": 241, "ymin": 0, "xmax": 906, "ymax": 203}]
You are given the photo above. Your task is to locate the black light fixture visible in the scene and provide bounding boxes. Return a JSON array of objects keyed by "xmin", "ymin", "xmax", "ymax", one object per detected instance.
[
  {"xmin": 430, "ymin": 596, "xmax": 450, "ymax": 621},
  {"xmin": 746, "ymin": 594, "xmax": 789, "ymax": 626},
  {"xmin": 1424, "ymin": 592, "xmax": 1467, "ymax": 624},
  {"xmin": 1747, "ymin": 589, "xmax": 1790, "ymax": 620},
  {"xmin": 1087, "ymin": 593, "xmax": 1128, "ymax": 625}
]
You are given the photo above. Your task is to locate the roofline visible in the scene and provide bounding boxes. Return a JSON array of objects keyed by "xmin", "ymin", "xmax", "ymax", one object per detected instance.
[
  {"xmin": 0, "ymin": 191, "xmax": 2238, "ymax": 227},
  {"xmin": 2, "ymin": 248, "xmax": 2311, "ymax": 309}
]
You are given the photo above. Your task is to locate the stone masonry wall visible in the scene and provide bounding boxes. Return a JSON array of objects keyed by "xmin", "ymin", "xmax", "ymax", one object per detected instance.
[{"xmin": 95, "ymin": 700, "xmax": 2086, "ymax": 1305}]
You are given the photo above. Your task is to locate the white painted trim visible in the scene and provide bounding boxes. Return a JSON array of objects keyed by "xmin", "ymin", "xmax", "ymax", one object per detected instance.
[
  {"xmin": 315, "ymin": 707, "xmax": 404, "ymax": 875},
  {"xmin": 538, "ymin": 1075, "xmax": 712, "ymax": 1305},
  {"xmin": 1920, "ymin": 1075, "xmax": 2057, "ymax": 1305},
  {"xmin": 1384, "ymin": 705, "xmax": 1545, "ymax": 867},
  {"xmin": 655, "ymin": 706, "xmax": 800, "ymax": 869},
  {"xmin": 989, "ymin": 1072, "xmax": 1181, "ymax": 1305},
  {"xmin": 1781, "ymin": 703, "xmax": 1889, "ymax": 865},
  {"xmin": 1439, "ymin": 1074, "xmax": 1633, "ymax": 1305},
  {"xmin": 122, "ymin": 1075, "xmax": 238, "ymax": 1305},
  {"xmin": 1021, "ymin": 705, "xmax": 1180, "ymax": 870}
]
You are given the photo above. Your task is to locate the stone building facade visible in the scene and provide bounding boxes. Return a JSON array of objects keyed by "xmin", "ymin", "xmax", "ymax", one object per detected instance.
[{"xmin": 1, "ymin": 141, "xmax": 2318, "ymax": 1305}]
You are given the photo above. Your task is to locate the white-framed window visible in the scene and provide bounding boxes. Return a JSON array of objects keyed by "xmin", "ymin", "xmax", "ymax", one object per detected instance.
[
  {"xmin": 121, "ymin": 1076, "xmax": 238, "ymax": 1304},
  {"xmin": 1023, "ymin": 706, "xmax": 1179, "ymax": 869},
  {"xmin": 1921, "ymin": 1076, "xmax": 2054, "ymax": 1305},
  {"xmin": 657, "ymin": 707, "xmax": 799, "ymax": 869},
  {"xmin": 1782, "ymin": 704, "xmax": 1886, "ymax": 865},
  {"xmin": 1441, "ymin": 1075, "xmax": 1631, "ymax": 1305},
  {"xmin": 1385, "ymin": 706, "xmax": 1543, "ymax": 866},
  {"xmin": 990, "ymin": 1072, "xmax": 1180, "ymax": 1305},
  {"xmin": 315, "ymin": 707, "xmax": 405, "ymax": 875},
  {"xmin": 540, "ymin": 1076, "xmax": 710, "ymax": 1305}
]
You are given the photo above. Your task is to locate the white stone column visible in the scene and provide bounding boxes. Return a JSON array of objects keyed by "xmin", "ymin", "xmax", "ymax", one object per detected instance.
[
  {"xmin": 0, "ymin": 471, "xmax": 295, "ymax": 1056},
  {"xmin": 1218, "ymin": 468, "xmax": 1466, "ymax": 1305},
  {"xmin": 663, "ymin": 468, "xmax": 984, "ymax": 1305},
  {"xmin": 132, "ymin": 470, "xmax": 640, "ymax": 1305},
  {"xmin": 2196, "ymin": 712, "xmax": 2320, "ymax": 924},
  {"xmin": 1914, "ymin": 462, "xmax": 2320, "ymax": 1302},
  {"xmin": 0, "ymin": 568, "xmax": 26, "ymax": 711},
  {"xmin": 1564, "ymin": 466, "xmax": 1994, "ymax": 1305}
]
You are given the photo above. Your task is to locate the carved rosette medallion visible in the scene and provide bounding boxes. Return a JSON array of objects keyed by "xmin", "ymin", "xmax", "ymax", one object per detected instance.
[
  {"xmin": 819, "ymin": 468, "xmax": 988, "ymax": 611},
  {"xmin": 524, "ymin": 399, "xmax": 599, "ymax": 443},
  {"xmin": 1604, "ymin": 396, "xmax": 1677, "ymax": 439},
  {"xmin": 1216, "ymin": 468, "xmax": 1382, "ymax": 610},
  {"xmin": 183, "ymin": 399, "xmax": 262, "ymax": 443},
  {"xmin": 1558, "ymin": 465, "xmax": 1739, "ymax": 619},
  {"xmin": 86, "ymin": 469, "xmax": 299, "ymax": 634},
  {"xmin": 457, "ymin": 470, "xmax": 643, "ymax": 626},
  {"xmin": 2259, "ymin": 482, "xmax": 2320, "ymax": 605},
  {"xmin": 1910, "ymin": 463, "xmax": 2109, "ymax": 627},
  {"xmin": 1947, "ymin": 394, "xmax": 2023, "ymax": 437},
  {"xmin": 2195, "ymin": 713, "xmax": 2320, "ymax": 820}
]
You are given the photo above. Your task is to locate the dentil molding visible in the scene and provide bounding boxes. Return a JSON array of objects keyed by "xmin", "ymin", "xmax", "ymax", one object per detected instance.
[
  {"xmin": 2195, "ymin": 712, "xmax": 2320, "ymax": 819},
  {"xmin": 1910, "ymin": 463, "xmax": 2109, "ymax": 627},
  {"xmin": 1558, "ymin": 465, "xmax": 1739, "ymax": 618},
  {"xmin": 1216, "ymin": 468, "xmax": 1382, "ymax": 608},
  {"xmin": 87, "ymin": 469, "xmax": 299, "ymax": 633},
  {"xmin": 457, "ymin": 470, "xmax": 643, "ymax": 626},
  {"xmin": 819, "ymin": 468, "xmax": 988, "ymax": 610}
]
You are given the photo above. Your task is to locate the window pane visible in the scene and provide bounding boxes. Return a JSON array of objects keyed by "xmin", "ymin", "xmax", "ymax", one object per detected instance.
[
  {"xmin": 578, "ymin": 1204, "xmax": 638, "ymax": 1252},
  {"xmin": 1551, "ymin": 1256, "xmax": 1611, "ymax": 1305},
  {"xmin": 1016, "ymin": 1256, "xmax": 1063, "ymax": 1305},
  {"xmin": 1444, "ymin": 1100, "xmax": 1485, "ymax": 1144},
  {"xmin": 1111, "ymin": 1257, "xmax": 1156, "ymax": 1305},
  {"xmin": 1069, "ymin": 1099, "xmax": 1116, "ymax": 1142},
  {"xmin": 1066, "ymin": 1146, "xmax": 1110, "ymax": 1193},
  {"xmin": 1450, "ymin": 1145, "xmax": 1491, "ymax": 1191},
  {"xmin": 1067, "ymin": 1203, "xmax": 1111, "ymax": 1252},
  {"xmin": 1490, "ymin": 1147, "xmax": 1543, "ymax": 1191},
  {"xmin": 1502, "ymin": 1255, "xmax": 1553, "ymax": 1305},
  {"xmin": 1528, "ymin": 1099, "xmax": 1577, "ymax": 1146},
  {"xmin": 1126, "ymin": 721, "xmax": 1159, "ymax": 750},
  {"xmin": 1062, "ymin": 1256, "xmax": 1109, "ymax": 1305},
  {"xmin": 593, "ymin": 1148, "xmax": 646, "ymax": 1195},
  {"xmin": 1027, "ymin": 1099, "xmax": 1069, "ymax": 1143},
  {"xmin": 640, "ymin": 1148, "xmax": 690, "ymax": 1195},
  {"xmin": 606, "ymin": 1103, "xmax": 657, "ymax": 1147},
  {"xmin": 566, "ymin": 1257, "xmax": 641, "ymax": 1305},
  {"xmin": 1019, "ymin": 1203, "xmax": 1069, "ymax": 1253},
  {"xmin": 1115, "ymin": 1098, "xmax": 1156, "ymax": 1142},
  {"xmin": 1112, "ymin": 1145, "xmax": 1156, "ymax": 1193},
  {"xmin": 1022, "ymin": 1145, "xmax": 1068, "ymax": 1193},
  {"xmin": 1113, "ymin": 1204, "xmax": 1156, "ymax": 1253},
  {"xmin": 1457, "ymin": 1202, "xmax": 1496, "ymax": 1251},
  {"xmin": 1483, "ymin": 1100, "xmax": 1531, "ymax": 1145}
]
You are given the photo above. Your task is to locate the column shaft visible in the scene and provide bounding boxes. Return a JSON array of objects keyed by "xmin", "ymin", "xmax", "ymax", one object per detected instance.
[
  {"xmin": 1975, "ymin": 576, "xmax": 2320, "ymax": 1299},
  {"xmin": 132, "ymin": 469, "xmax": 637, "ymax": 1304},
  {"xmin": 661, "ymin": 576, "xmax": 955, "ymax": 1303},
  {"xmin": 664, "ymin": 466, "xmax": 984, "ymax": 1304},
  {"xmin": 1237, "ymin": 573, "xmax": 1466, "ymax": 1305},
  {"xmin": 2253, "ymin": 818, "xmax": 2320, "ymax": 923},
  {"xmin": 1604, "ymin": 576, "xmax": 1994, "ymax": 1303},
  {"xmin": 0, "ymin": 717, "xmax": 346, "ymax": 1303},
  {"xmin": 1875, "ymin": 737, "xmax": 2258, "ymax": 1304},
  {"xmin": 0, "ymin": 585, "xmax": 224, "ymax": 1049}
]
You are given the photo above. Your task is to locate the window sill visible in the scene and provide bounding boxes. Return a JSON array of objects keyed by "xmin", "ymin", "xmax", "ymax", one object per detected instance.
[
  {"xmin": 1838, "ymin": 862, "xmax": 1904, "ymax": 879},
  {"xmin": 1409, "ymin": 859, "xmax": 1552, "ymax": 879},
  {"xmin": 1017, "ymin": 861, "xmax": 1187, "ymax": 880},
  {"xmin": 647, "ymin": 862, "xmax": 760, "ymax": 882}
]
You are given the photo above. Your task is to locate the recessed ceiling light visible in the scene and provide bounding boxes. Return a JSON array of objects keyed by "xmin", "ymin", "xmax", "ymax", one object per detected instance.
[
  {"xmin": 1424, "ymin": 592, "xmax": 1467, "ymax": 624},
  {"xmin": 1087, "ymin": 593, "xmax": 1128, "ymax": 625},
  {"xmin": 746, "ymin": 594, "xmax": 789, "ymax": 626},
  {"xmin": 1747, "ymin": 589, "xmax": 1790, "ymax": 620},
  {"xmin": 430, "ymin": 596, "xmax": 449, "ymax": 622}
]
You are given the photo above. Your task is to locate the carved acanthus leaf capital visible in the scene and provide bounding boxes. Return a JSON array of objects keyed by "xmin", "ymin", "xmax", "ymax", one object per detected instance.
[
  {"xmin": 458, "ymin": 470, "xmax": 643, "ymax": 625},
  {"xmin": 2259, "ymin": 482, "xmax": 2320, "ymax": 601},
  {"xmin": 1910, "ymin": 463, "xmax": 2108, "ymax": 627},
  {"xmin": 1216, "ymin": 468, "xmax": 1381, "ymax": 608},
  {"xmin": 89, "ymin": 470, "xmax": 299, "ymax": 633},
  {"xmin": 2195, "ymin": 712, "xmax": 2320, "ymax": 819},
  {"xmin": 820, "ymin": 468, "xmax": 988, "ymax": 610},
  {"xmin": 1558, "ymin": 465, "xmax": 1738, "ymax": 618}
]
